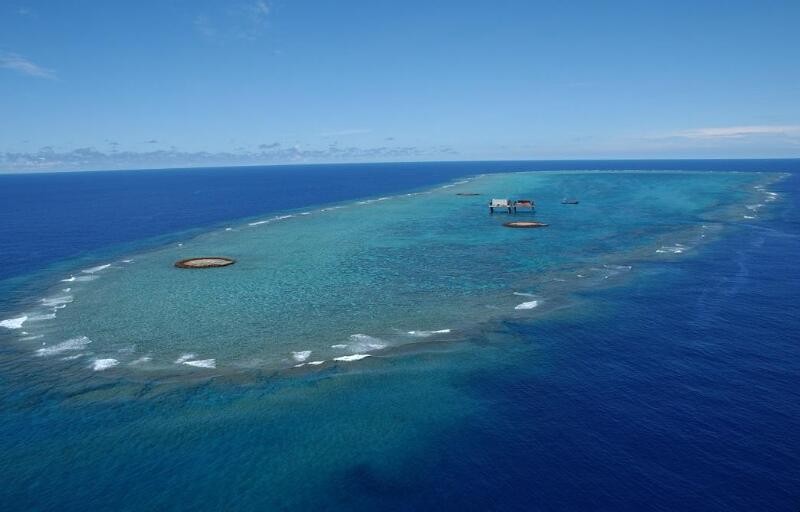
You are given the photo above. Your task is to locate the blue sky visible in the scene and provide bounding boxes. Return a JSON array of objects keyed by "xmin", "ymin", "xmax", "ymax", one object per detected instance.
[{"xmin": 1, "ymin": 0, "xmax": 799, "ymax": 171}]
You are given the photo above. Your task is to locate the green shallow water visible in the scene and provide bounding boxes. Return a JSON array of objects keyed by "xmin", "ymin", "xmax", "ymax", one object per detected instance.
[{"xmin": 5, "ymin": 171, "xmax": 775, "ymax": 374}]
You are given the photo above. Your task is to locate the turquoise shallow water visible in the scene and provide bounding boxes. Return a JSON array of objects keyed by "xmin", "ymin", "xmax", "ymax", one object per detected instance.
[{"xmin": 1, "ymin": 170, "xmax": 777, "ymax": 376}]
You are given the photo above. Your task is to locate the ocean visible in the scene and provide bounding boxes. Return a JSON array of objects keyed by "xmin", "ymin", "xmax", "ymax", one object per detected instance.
[{"xmin": 1, "ymin": 160, "xmax": 798, "ymax": 511}]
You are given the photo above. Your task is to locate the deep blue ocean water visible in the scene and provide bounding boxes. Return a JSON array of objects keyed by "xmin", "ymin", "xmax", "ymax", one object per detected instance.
[{"xmin": 1, "ymin": 160, "xmax": 799, "ymax": 511}]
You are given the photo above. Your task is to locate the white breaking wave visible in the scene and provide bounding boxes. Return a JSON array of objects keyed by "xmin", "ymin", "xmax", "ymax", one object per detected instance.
[
  {"xmin": 182, "ymin": 359, "xmax": 216, "ymax": 368},
  {"xmin": 333, "ymin": 354, "xmax": 371, "ymax": 362},
  {"xmin": 174, "ymin": 352, "xmax": 215, "ymax": 368},
  {"xmin": 291, "ymin": 350, "xmax": 312, "ymax": 362},
  {"xmin": 130, "ymin": 356, "xmax": 152, "ymax": 365},
  {"xmin": 358, "ymin": 197, "xmax": 390, "ymax": 205},
  {"xmin": 513, "ymin": 292, "xmax": 537, "ymax": 297},
  {"xmin": 248, "ymin": 214, "xmax": 294, "ymax": 226},
  {"xmin": 514, "ymin": 300, "xmax": 539, "ymax": 310},
  {"xmin": 60, "ymin": 275, "xmax": 98, "ymax": 283},
  {"xmin": 347, "ymin": 334, "xmax": 386, "ymax": 352},
  {"xmin": 36, "ymin": 336, "xmax": 92, "ymax": 356},
  {"xmin": 82, "ymin": 263, "xmax": 111, "ymax": 274},
  {"xmin": 407, "ymin": 329, "xmax": 451, "ymax": 337},
  {"xmin": 307, "ymin": 360, "xmax": 325, "ymax": 365},
  {"xmin": 61, "ymin": 353, "xmax": 85, "ymax": 361},
  {"xmin": 41, "ymin": 295, "xmax": 73, "ymax": 307},
  {"xmin": 294, "ymin": 360, "xmax": 326, "ymax": 368},
  {"xmin": 331, "ymin": 344, "xmax": 348, "ymax": 349},
  {"xmin": 174, "ymin": 353, "xmax": 197, "ymax": 364},
  {"xmin": 20, "ymin": 334, "xmax": 45, "ymax": 341},
  {"xmin": 26, "ymin": 313, "xmax": 56, "ymax": 322},
  {"xmin": 91, "ymin": 358, "xmax": 119, "ymax": 371},
  {"xmin": 0, "ymin": 316, "xmax": 27, "ymax": 329},
  {"xmin": 656, "ymin": 244, "xmax": 686, "ymax": 254}
]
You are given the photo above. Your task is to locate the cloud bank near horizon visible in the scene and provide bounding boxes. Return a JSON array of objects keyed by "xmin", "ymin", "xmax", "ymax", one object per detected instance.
[
  {"xmin": 2, "ymin": 124, "xmax": 798, "ymax": 173},
  {"xmin": 0, "ymin": 144, "xmax": 457, "ymax": 172}
]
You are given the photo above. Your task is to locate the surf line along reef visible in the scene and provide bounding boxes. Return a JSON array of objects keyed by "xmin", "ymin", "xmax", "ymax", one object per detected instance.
[{"xmin": 1, "ymin": 170, "xmax": 778, "ymax": 376}]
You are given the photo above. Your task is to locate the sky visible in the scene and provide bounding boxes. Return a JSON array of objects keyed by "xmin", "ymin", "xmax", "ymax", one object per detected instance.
[{"xmin": 1, "ymin": 0, "xmax": 799, "ymax": 172}]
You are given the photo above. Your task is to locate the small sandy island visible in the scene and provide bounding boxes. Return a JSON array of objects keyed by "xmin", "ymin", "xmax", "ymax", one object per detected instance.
[
  {"xmin": 503, "ymin": 221, "xmax": 549, "ymax": 228},
  {"xmin": 175, "ymin": 257, "xmax": 236, "ymax": 269}
]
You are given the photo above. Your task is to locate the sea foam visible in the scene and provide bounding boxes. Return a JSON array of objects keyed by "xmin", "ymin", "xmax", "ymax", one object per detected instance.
[
  {"xmin": 182, "ymin": 359, "xmax": 216, "ymax": 368},
  {"xmin": 293, "ymin": 360, "xmax": 326, "ymax": 368},
  {"xmin": 407, "ymin": 329, "xmax": 451, "ymax": 337},
  {"xmin": 292, "ymin": 350, "xmax": 312, "ymax": 362},
  {"xmin": 174, "ymin": 353, "xmax": 197, "ymax": 364},
  {"xmin": 91, "ymin": 358, "xmax": 119, "ymax": 371},
  {"xmin": 41, "ymin": 295, "xmax": 73, "ymax": 307},
  {"xmin": 514, "ymin": 300, "xmax": 539, "ymax": 310},
  {"xmin": 36, "ymin": 336, "xmax": 92, "ymax": 357},
  {"xmin": 656, "ymin": 244, "xmax": 687, "ymax": 254},
  {"xmin": 82, "ymin": 264, "xmax": 111, "ymax": 274},
  {"xmin": 61, "ymin": 275, "xmax": 98, "ymax": 283},
  {"xmin": 0, "ymin": 316, "xmax": 27, "ymax": 329},
  {"xmin": 347, "ymin": 334, "xmax": 386, "ymax": 352},
  {"xmin": 26, "ymin": 313, "xmax": 57, "ymax": 322},
  {"xmin": 249, "ymin": 214, "xmax": 294, "ymax": 227},
  {"xmin": 333, "ymin": 354, "xmax": 371, "ymax": 362}
]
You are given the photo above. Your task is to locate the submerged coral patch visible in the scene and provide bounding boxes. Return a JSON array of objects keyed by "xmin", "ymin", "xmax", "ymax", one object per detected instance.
[
  {"xmin": 503, "ymin": 221, "xmax": 548, "ymax": 228},
  {"xmin": 174, "ymin": 257, "xmax": 236, "ymax": 268}
]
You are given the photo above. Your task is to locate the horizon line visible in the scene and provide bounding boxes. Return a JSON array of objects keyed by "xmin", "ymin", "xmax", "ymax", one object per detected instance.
[{"xmin": 1, "ymin": 156, "xmax": 799, "ymax": 176}]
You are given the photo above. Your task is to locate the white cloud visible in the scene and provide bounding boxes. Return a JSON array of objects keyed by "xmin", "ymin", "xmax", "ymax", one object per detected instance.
[
  {"xmin": 252, "ymin": 1, "xmax": 270, "ymax": 18},
  {"xmin": 194, "ymin": 1, "xmax": 271, "ymax": 41},
  {"xmin": 671, "ymin": 125, "xmax": 800, "ymax": 139},
  {"xmin": 0, "ymin": 52, "xmax": 55, "ymax": 79}
]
